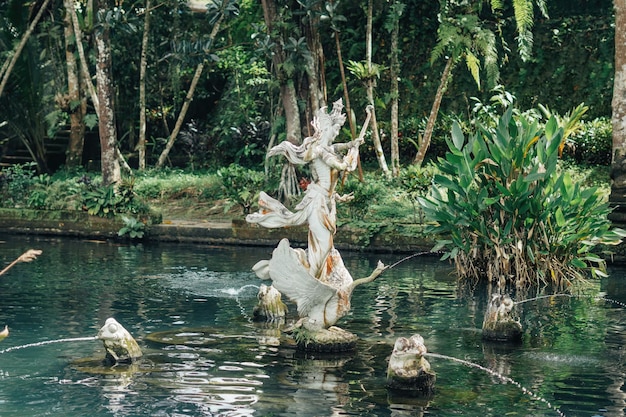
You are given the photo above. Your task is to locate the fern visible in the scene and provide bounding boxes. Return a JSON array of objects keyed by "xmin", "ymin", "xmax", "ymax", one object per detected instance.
[{"xmin": 465, "ymin": 51, "xmax": 481, "ymax": 87}]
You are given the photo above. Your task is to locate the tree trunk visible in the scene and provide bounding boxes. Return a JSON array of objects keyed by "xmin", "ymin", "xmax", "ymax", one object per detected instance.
[
  {"xmin": 155, "ymin": 8, "xmax": 225, "ymax": 169},
  {"xmin": 335, "ymin": 32, "xmax": 355, "ymax": 139},
  {"xmin": 155, "ymin": 62, "xmax": 204, "ymax": 169},
  {"xmin": 366, "ymin": 0, "xmax": 390, "ymax": 178},
  {"xmin": 95, "ymin": 0, "xmax": 120, "ymax": 186},
  {"xmin": 0, "ymin": 0, "xmax": 52, "ymax": 97},
  {"xmin": 69, "ymin": 2, "xmax": 100, "ymax": 115},
  {"xmin": 303, "ymin": 6, "xmax": 326, "ymax": 114},
  {"xmin": 389, "ymin": 4, "xmax": 400, "ymax": 177},
  {"xmin": 610, "ymin": 0, "xmax": 626, "ymax": 218},
  {"xmin": 334, "ymin": 30, "xmax": 363, "ymax": 181},
  {"xmin": 137, "ymin": 0, "xmax": 152, "ymax": 170},
  {"xmin": 63, "ymin": 0, "xmax": 86, "ymax": 168},
  {"xmin": 261, "ymin": 0, "xmax": 301, "ymax": 144},
  {"xmin": 413, "ymin": 55, "xmax": 454, "ymax": 167}
]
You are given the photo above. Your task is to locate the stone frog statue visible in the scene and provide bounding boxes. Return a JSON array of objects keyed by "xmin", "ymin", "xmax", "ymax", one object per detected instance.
[
  {"xmin": 482, "ymin": 293, "xmax": 522, "ymax": 342},
  {"xmin": 253, "ymin": 284, "xmax": 288, "ymax": 322},
  {"xmin": 97, "ymin": 318, "xmax": 143, "ymax": 365},
  {"xmin": 386, "ymin": 334, "xmax": 436, "ymax": 393}
]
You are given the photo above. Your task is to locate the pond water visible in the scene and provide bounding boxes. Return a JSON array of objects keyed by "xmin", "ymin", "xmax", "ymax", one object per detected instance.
[{"xmin": 0, "ymin": 235, "xmax": 625, "ymax": 417}]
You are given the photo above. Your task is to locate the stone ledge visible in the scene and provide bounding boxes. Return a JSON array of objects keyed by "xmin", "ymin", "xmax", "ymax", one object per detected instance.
[
  {"xmin": 0, "ymin": 209, "xmax": 434, "ymax": 254},
  {"xmin": 0, "ymin": 209, "xmax": 123, "ymax": 238}
]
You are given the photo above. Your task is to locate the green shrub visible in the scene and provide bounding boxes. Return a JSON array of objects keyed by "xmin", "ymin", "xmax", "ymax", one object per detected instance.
[
  {"xmin": 81, "ymin": 177, "xmax": 152, "ymax": 219},
  {"xmin": 568, "ymin": 117, "xmax": 612, "ymax": 165},
  {"xmin": 419, "ymin": 107, "xmax": 624, "ymax": 289},
  {"xmin": 118, "ymin": 216, "xmax": 146, "ymax": 239},
  {"xmin": 217, "ymin": 164, "xmax": 265, "ymax": 215},
  {"xmin": 0, "ymin": 163, "xmax": 38, "ymax": 207},
  {"xmin": 339, "ymin": 176, "xmax": 384, "ymax": 220},
  {"xmin": 399, "ymin": 165, "xmax": 435, "ymax": 222}
]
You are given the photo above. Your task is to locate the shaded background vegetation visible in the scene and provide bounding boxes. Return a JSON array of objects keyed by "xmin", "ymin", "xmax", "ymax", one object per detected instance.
[{"xmin": 0, "ymin": 0, "xmax": 616, "ymax": 173}]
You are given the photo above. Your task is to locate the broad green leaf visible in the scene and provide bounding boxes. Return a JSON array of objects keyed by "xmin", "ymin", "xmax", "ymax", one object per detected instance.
[
  {"xmin": 451, "ymin": 122, "xmax": 465, "ymax": 151},
  {"xmin": 555, "ymin": 207, "xmax": 565, "ymax": 227}
]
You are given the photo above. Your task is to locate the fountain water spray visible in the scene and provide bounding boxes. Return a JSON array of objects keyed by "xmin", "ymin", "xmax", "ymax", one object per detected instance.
[
  {"xmin": 425, "ymin": 352, "xmax": 566, "ymax": 417},
  {"xmin": 514, "ymin": 293, "xmax": 626, "ymax": 308},
  {"xmin": 0, "ymin": 336, "xmax": 97, "ymax": 354},
  {"xmin": 386, "ymin": 251, "xmax": 441, "ymax": 270}
]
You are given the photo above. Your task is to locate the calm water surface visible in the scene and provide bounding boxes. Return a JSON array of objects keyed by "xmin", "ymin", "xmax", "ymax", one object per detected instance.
[{"xmin": 0, "ymin": 235, "xmax": 625, "ymax": 417}]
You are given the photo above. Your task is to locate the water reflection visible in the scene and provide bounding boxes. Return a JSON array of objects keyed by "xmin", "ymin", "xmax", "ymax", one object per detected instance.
[{"xmin": 1, "ymin": 236, "xmax": 626, "ymax": 416}]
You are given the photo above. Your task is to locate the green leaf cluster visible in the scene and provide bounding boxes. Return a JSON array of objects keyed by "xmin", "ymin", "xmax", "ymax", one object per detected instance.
[
  {"xmin": 217, "ymin": 164, "xmax": 265, "ymax": 215},
  {"xmin": 419, "ymin": 107, "xmax": 624, "ymax": 288},
  {"xmin": 81, "ymin": 178, "xmax": 151, "ymax": 219},
  {"xmin": 118, "ymin": 216, "xmax": 146, "ymax": 240}
]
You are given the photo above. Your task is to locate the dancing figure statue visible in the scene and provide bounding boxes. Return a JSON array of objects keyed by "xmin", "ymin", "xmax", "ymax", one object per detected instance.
[{"xmin": 247, "ymin": 99, "xmax": 386, "ymax": 350}]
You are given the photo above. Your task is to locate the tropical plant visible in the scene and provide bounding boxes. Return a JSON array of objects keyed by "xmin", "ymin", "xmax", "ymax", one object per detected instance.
[
  {"xmin": 0, "ymin": 163, "xmax": 38, "ymax": 207},
  {"xmin": 217, "ymin": 163, "xmax": 265, "ymax": 214},
  {"xmin": 418, "ymin": 107, "xmax": 625, "ymax": 289},
  {"xmin": 118, "ymin": 216, "xmax": 146, "ymax": 239},
  {"xmin": 399, "ymin": 164, "xmax": 434, "ymax": 222},
  {"xmin": 81, "ymin": 177, "xmax": 151, "ymax": 219},
  {"xmin": 82, "ymin": 184, "xmax": 119, "ymax": 217},
  {"xmin": 538, "ymin": 102, "xmax": 589, "ymax": 157},
  {"xmin": 568, "ymin": 117, "xmax": 612, "ymax": 165}
]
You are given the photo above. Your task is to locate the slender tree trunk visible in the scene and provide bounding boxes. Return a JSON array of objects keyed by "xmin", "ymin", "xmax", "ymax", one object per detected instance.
[
  {"xmin": 0, "ymin": 0, "xmax": 52, "ymax": 97},
  {"xmin": 155, "ymin": 10, "xmax": 224, "ymax": 168},
  {"xmin": 610, "ymin": 0, "xmax": 626, "ymax": 218},
  {"xmin": 389, "ymin": 4, "xmax": 400, "ymax": 177},
  {"xmin": 137, "ymin": 0, "xmax": 152, "ymax": 170},
  {"xmin": 303, "ymin": 7, "xmax": 325, "ymax": 113},
  {"xmin": 261, "ymin": 0, "xmax": 301, "ymax": 144},
  {"xmin": 155, "ymin": 62, "xmax": 204, "ymax": 168},
  {"xmin": 334, "ymin": 30, "xmax": 363, "ymax": 181},
  {"xmin": 63, "ymin": 0, "xmax": 86, "ymax": 168},
  {"xmin": 366, "ymin": 0, "xmax": 390, "ymax": 178},
  {"xmin": 334, "ymin": 32, "xmax": 355, "ymax": 139},
  {"xmin": 414, "ymin": 56, "xmax": 454, "ymax": 167},
  {"xmin": 69, "ymin": 2, "xmax": 100, "ymax": 115},
  {"xmin": 95, "ymin": 0, "xmax": 120, "ymax": 186}
]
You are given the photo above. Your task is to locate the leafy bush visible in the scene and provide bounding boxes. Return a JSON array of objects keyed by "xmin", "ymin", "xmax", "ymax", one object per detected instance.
[
  {"xmin": 568, "ymin": 117, "xmax": 612, "ymax": 165},
  {"xmin": 118, "ymin": 216, "xmax": 146, "ymax": 239},
  {"xmin": 81, "ymin": 177, "xmax": 152, "ymax": 219},
  {"xmin": 82, "ymin": 184, "xmax": 120, "ymax": 218},
  {"xmin": 339, "ymin": 176, "xmax": 384, "ymax": 220},
  {"xmin": 217, "ymin": 164, "xmax": 265, "ymax": 215},
  {"xmin": 0, "ymin": 163, "xmax": 38, "ymax": 207},
  {"xmin": 399, "ymin": 165, "xmax": 435, "ymax": 222},
  {"xmin": 419, "ymin": 107, "xmax": 624, "ymax": 289}
]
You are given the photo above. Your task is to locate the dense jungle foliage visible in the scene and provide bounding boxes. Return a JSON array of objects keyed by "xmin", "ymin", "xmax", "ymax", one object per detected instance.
[
  {"xmin": 0, "ymin": 0, "xmax": 616, "ymax": 173},
  {"xmin": 1, "ymin": 0, "xmax": 622, "ymax": 286}
]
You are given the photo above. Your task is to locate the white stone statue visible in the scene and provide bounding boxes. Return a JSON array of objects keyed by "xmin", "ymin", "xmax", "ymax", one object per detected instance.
[
  {"xmin": 386, "ymin": 334, "xmax": 436, "ymax": 392},
  {"xmin": 482, "ymin": 293, "xmax": 522, "ymax": 342},
  {"xmin": 97, "ymin": 318, "xmax": 143, "ymax": 364},
  {"xmin": 246, "ymin": 100, "xmax": 386, "ymax": 349}
]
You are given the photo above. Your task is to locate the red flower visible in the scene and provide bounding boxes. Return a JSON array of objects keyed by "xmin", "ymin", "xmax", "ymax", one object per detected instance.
[{"xmin": 299, "ymin": 178, "xmax": 311, "ymax": 191}]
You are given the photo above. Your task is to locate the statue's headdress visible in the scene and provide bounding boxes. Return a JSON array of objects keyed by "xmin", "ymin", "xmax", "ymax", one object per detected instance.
[{"xmin": 311, "ymin": 99, "xmax": 346, "ymax": 139}]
